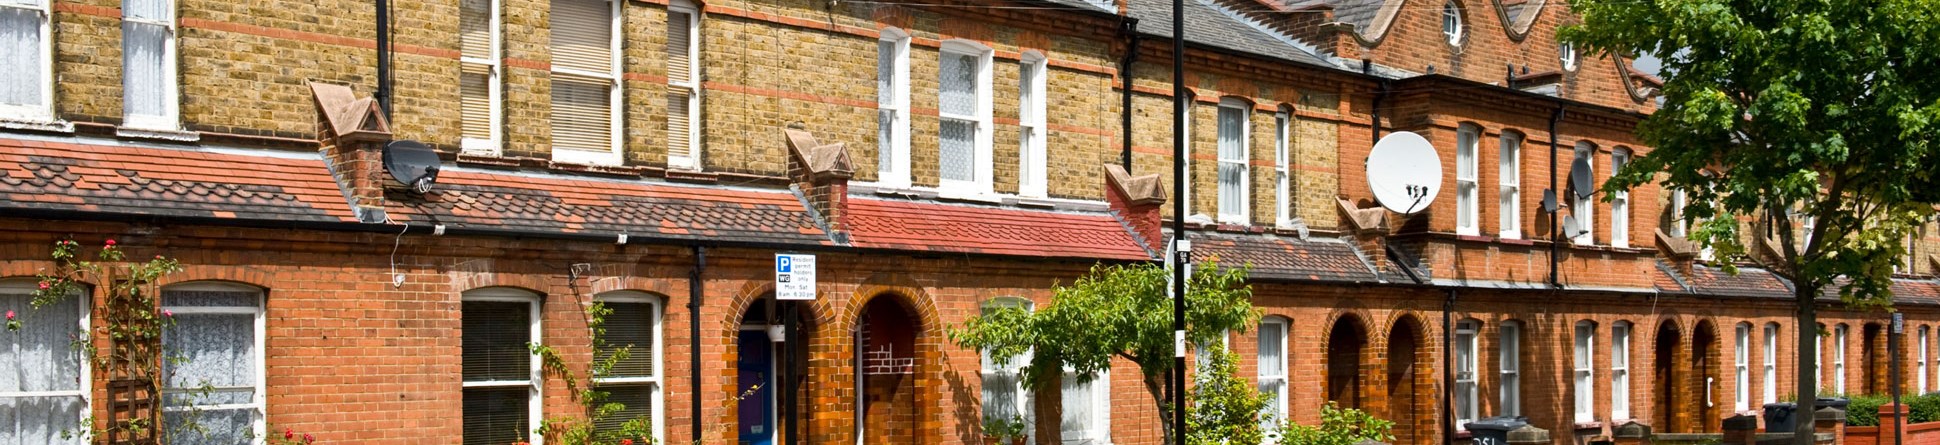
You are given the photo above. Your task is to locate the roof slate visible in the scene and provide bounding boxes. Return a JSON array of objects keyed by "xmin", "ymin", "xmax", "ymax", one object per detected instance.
[
  {"xmin": 1128, "ymin": 0, "xmax": 1335, "ymax": 68},
  {"xmin": 384, "ymin": 168, "xmax": 833, "ymax": 246},
  {"xmin": 0, "ymin": 138, "xmax": 358, "ymax": 222},
  {"xmin": 1186, "ymin": 231, "xmax": 1379, "ymax": 282},
  {"xmin": 844, "ymin": 197, "xmax": 1152, "ymax": 261}
]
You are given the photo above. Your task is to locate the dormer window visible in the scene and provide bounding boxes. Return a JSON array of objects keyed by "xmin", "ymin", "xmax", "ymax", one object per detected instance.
[{"xmin": 1442, "ymin": 2, "xmax": 1463, "ymax": 45}]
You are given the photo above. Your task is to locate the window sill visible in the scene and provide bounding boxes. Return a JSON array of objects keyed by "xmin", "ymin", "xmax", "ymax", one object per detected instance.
[
  {"xmin": 936, "ymin": 190, "xmax": 1003, "ymax": 205},
  {"xmin": 116, "ymin": 126, "xmax": 201, "ymax": 142},
  {"xmin": 0, "ymin": 117, "xmax": 74, "ymax": 134}
]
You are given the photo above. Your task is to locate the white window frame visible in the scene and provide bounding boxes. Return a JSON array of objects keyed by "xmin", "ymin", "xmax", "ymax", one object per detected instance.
[
  {"xmin": 1273, "ymin": 107, "xmax": 1292, "ymax": 228},
  {"xmin": 548, "ymin": 0, "xmax": 625, "ymax": 167},
  {"xmin": 1018, "ymin": 52, "xmax": 1048, "ymax": 198},
  {"xmin": 121, "ymin": 0, "xmax": 180, "ymax": 131},
  {"xmin": 0, "ymin": 279, "xmax": 90, "ymax": 444},
  {"xmin": 1183, "ymin": 93, "xmax": 1194, "ymax": 218},
  {"xmin": 592, "ymin": 291, "xmax": 664, "ymax": 445},
  {"xmin": 1574, "ymin": 321, "xmax": 1596, "ymax": 423},
  {"xmin": 1560, "ymin": 41, "xmax": 1578, "ymax": 71},
  {"xmin": 0, "ymin": 0, "xmax": 55, "ymax": 122},
  {"xmin": 979, "ymin": 298, "xmax": 1035, "ymax": 443},
  {"xmin": 460, "ymin": 0, "xmax": 504, "ymax": 155},
  {"xmin": 875, "ymin": 28, "xmax": 911, "ymax": 188},
  {"xmin": 1455, "ymin": 124, "xmax": 1480, "ymax": 235},
  {"xmin": 1763, "ymin": 323, "xmax": 1778, "ymax": 405},
  {"xmin": 1059, "ymin": 368, "xmax": 1110, "ymax": 444},
  {"xmin": 1454, "ymin": 319, "xmax": 1480, "ymax": 429},
  {"xmin": 1258, "ymin": 317, "xmax": 1289, "ymax": 435},
  {"xmin": 1815, "ymin": 325, "xmax": 1824, "ymax": 391},
  {"xmin": 1610, "ymin": 148, "xmax": 1631, "ymax": 247},
  {"xmin": 938, "ymin": 39, "xmax": 994, "ymax": 197},
  {"xmin": 1499, "ymin": 320, "xmax": 1520, "ymax": 416},
  {"xmin": 1670, "ymin": 188, "xmax": 1689, "ymax": 238},
  {"xmin": 462, "ymin": 287, "xmax": 545, "ymax": 445},
  {"xmin": 663, "ymin": 0, "xmax": 700, "ymax": 170},
  {"xmin": 160, "ymin": 282, "xmax": 268, "ymax": 445},
  {"xmin": 1571, "ymin": 142, "xmax": 1597, "ymax": 245},
  {"xmin": 1612, "ymin": 321, "xmax": 1631, "ymax": 420},
  {"xmin": 1836, "ymin": 324, "xmax": 1848, "ymax": 394},
  {"xmin": 1921, "ymin": 326, "xmax": 1930, "ymax": 394},
  {"xmin": 1216, "ymin": 97, "xmax": 1251, "ymax": 224},
  {"xmin": 1746, "ymin": 320, "xmax": 1761, "ymax": 411},
  {"xmin": 1441, "ymin": 1, "xmax": 1462, "ymax": 45},
  {"xmin": 1498, "ymin": 132, "xmax": 1522, "ymax": 238}
]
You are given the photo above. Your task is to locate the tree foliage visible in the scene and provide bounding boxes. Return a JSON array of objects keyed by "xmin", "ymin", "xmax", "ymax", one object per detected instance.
[
  {"xmin": 1274, "ymin": 402, "xmax": 1394, "ymax": 445},
  {"xmin": 951, "ymin": 262, "xmax": 1259, "ymax": 445},
  {"xmin": 1563, "ymin": 0, "xmax": 1940, "ymax": 441},
  {"xmin": 1185, "ymin": 345, "xmax": 1271, "ymax": 445}
]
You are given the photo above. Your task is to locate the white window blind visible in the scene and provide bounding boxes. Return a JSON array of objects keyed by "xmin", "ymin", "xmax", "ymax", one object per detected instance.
[
  {"xmin": 665, "ymin": 3, "xmax": 699, "ymax": 170},
  {"xmin": 161, "ymin": 284, "xmax": 265, "ymax": 445},
  {"xmin": 1574, "ymin": 322, "xmax": 1595, "ymax": 422},
  {"xmin": 1611, "ymin": 149, "xmax": 1631, "ymax": 247},
  {"xmin": 122, "ymin": 0, "xmax": 177, "ymax": 130},
  {"xmin": 1746, "ymin": 320, "xmax": 1761, "ymax": 411},
  {"xmin": 1059, "ymin": 370, "xmax": 1109, "ymax": 444},
  {"xmin": 0, "ymin": 0, "xmax": 52, "ymax": 120},
  {"xmin": 549, "ymin": 0, "xmax": 619, "ymax": 165},
  {"xmin": 876, "ymin": 31, "xmax": 909, "ymax": 187},
  {"xmin": 1499, "ymin": 133, "xmax": 1522, "ymax": 238},
  {"xmin": 592, "ymin": 295, "xmax": 660, "ymax": 443},
  {"xmin": 0, "ymin": 282, "xmax": 87, "ymax": 445},
  {"xmin": 1454, "ymin": 320, "xmax": 1478, "ymax": 428},
  {"xmin": 1764, "ymin": 324, "xmax": 1778, "ymax": 404},
  {"xmin": 1572, "ymin": 143, "xmax": 1596, "ymax": 245},
  {"xmin": 1258, "ymin": 318, "xmax": 1288, "ymax": 432},
  {"xmin": 1612, "ymin": 322, "xmax": 1631, "ymax": 420},
  {"xmin": 980, "ymin": 300, "xmax": 1034, "ymax": 439},
  {"xmin": 459, "ymin": 0, "xmax": 500, "ymax": 153},
  {"xmin": 1216, "ymin": 98, "xmax": 1249, "ymax": 224},
  {"xmin": 938, "ymin": 42, "xmax": 991, "ymax": 195},
  {"xmin": 1018, "ymin": 55, "xmax": 1047, "ymax": 198},
  {"xmin": 463, "ymin": 290, "xmax": 541, "ymax": 445},
  {"xmin": 1499, "ymin": 321, "xmax": 1520, "ymax": 416},
  {"xmin": 1455, "ymin": 125, "xmax": 1479, "ymax": 235},
  {"xmin": 1273, "ymin": 109, "xmax": 1291, "ymax": 228}
]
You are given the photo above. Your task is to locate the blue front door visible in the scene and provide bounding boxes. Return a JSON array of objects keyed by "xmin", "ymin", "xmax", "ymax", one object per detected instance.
[{"xmin": 737, "ymin": 330, "xmax": 775, "ymax": 445}]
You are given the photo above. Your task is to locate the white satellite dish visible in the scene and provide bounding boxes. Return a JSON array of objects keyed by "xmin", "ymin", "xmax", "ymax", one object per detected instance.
[{"xmin": 1365, "ymin": 131, "xmax": 1443, "ymax": 214}]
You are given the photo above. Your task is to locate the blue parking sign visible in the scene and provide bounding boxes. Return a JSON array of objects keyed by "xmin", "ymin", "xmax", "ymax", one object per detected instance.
[{"xmin": 777, "ymin": 256, "xmax": 792, "ymax": 273}]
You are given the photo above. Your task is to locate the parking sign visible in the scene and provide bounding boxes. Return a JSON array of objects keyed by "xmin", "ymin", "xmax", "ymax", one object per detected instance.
[{"xmin": 776, "ymin": 253, "xmax": 816, "ymax": 300}]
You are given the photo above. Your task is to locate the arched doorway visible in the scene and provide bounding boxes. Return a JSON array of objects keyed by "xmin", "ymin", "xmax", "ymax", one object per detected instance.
[
  {"xmin": 1327, "ymin": 316, "xmax": 1368, "ymax": 410},
  {"xmin": 856, "ymin": 295, "xmax": 920, "ymax": 443},
  {"xmin": 1386, "ymin": 316, "xmax": 1426, "ymax": 445},
  {"xmin": 737, "ymin": 297, "xmax": 813, "ymax": 445},
  {"xmin": 1692, "ymin": 320, "xmax": 1721, "ymax": 433},
  {"xmin": 1653, "ymin": 320, "xmax": 1682, "ymax": 432}
]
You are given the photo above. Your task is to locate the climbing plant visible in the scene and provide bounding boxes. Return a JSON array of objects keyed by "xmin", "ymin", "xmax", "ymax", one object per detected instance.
[
  {"xmin": 29, "ymin": 238, "xmax": 184, "ymax": 444},
  {"xmin": 529, "ymin": 296, "xmax": 655, "ymax": 445}
]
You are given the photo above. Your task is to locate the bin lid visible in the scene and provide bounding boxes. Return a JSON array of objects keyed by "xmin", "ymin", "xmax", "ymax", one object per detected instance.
[
  {"xmin": 1465, "ymin": 416, "xmax": 1530, "ymax": 431},
  {"xmin": 1764, "ymin": 402, "xmax": 1799, "ymax": 409}
]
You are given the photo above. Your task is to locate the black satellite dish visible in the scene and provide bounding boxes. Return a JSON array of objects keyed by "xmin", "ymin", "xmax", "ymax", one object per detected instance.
[
  {"xmin": 1542, "ymin": 189, "xmax": 1558, "ymax": 213},
  {"xmin": 383, "ymin": 140, "xmax": 441, "ymax": 193},
  {"xmin": 1569, "ymin": 156, "xmax": 1595, "ymax": 199}
]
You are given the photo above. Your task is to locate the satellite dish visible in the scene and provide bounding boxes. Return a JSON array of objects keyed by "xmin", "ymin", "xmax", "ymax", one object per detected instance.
[
  {"xmin": 1542, "ymin": 189, "xmax": 1558, "ymax": 213},
  {"xmin": 1365, "ymin": 131, "xmax": 1442, "ymax": 214},
  {"xmin": 383, "ymin": 140, "xmax": 441, "ymax": 193},
  {"xmin": 1563, "ymin": 215, "xmax": 1588, "ymax": 238},
  {"xmin": 1569, "ymin": 155, "xmax": 1595, "ymax": 199}
]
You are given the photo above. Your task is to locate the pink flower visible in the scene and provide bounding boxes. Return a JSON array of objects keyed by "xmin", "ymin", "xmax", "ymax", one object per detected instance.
[
  {"xmin": 104, "ymin": 239, "xmax": 116, "ymax": 247},
  {"xmin": 38, "ymin": 281, "xmax": 49, "ymax": 290},
  {"xmin": 622, "ymin": 439, "xmax": 634, "ymax": 445},
  {"xmin": 302, "ymin": 433, "xmax": 313, "ymax": 444},
  {"xmin": 4, "ymin": 310, "xmax": 13, "ymax": 320},
  {"xmin": 285, "ymin": 428, "xmax": 294, "ymax": 440},
  {"xmin": 163, "ymin": 310, "xmax": 174, "ymax": 318}
]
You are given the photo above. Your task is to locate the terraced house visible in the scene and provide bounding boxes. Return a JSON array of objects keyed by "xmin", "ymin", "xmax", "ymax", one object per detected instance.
[{"xmin": 1, "ymin": 0, "xmax": 1938, "ymax": 443}]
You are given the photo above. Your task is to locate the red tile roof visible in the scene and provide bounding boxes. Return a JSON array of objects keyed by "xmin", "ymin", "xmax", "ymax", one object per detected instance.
[
  {"xmin": 384, "ymin": 168, "xmax": 833, "ymax": 246},
  {"xmin": 0, "ymin": 137, "xmax": 357, "ymax": 222},
  {"xmin": 843, "ymin": 197, "xmax": 1152, "ymax": 261}
]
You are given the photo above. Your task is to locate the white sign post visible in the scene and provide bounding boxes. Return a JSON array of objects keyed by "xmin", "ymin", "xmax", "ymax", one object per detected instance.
[{"xmin": 775, "ymin": 253, "xmax": 817, "ymax": 300}]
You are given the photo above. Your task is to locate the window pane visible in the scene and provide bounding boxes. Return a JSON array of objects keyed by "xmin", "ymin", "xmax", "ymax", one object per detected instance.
[
  {"xmin": 665, "ymin": 10, "xmax": 690, "ymax": 83},
  {"xmin": 1059, "ymin": 373, "xmax": 1095, "ymax": 441},
  {"xmin": 1019, "ymin": 62, "xmax": 1037, "ymax": 123},
  {"xmin": 163, "ymin": 313, "xmax": 256, "ymax": 392},
  {"xmin": 463, "ymin": 301, "xmax": 532, "ymax": 382},
  {"xmin": 940, "ymin": 118, "xmax": 975, "ymax": 182},
  {"xmin": 1257, "ymin": 322, "xmax": 1283, "ymax": 376},
  {"xmin": 122, "ymin": 21, "xmax": 168, "ymax": 120},
  {"xmin": 460, "ymin": 63, "xmax": 492, "ymax": 141},
  {"xmin": 164, "ymin": 407, "xmax": 254, "ymax": 445},
  {"xmin": 551, "ymin": 0, "xmax": 612, "ymax": 74},
  {"xmin": 0, "ymin": 291, "xmax": 82, "ymax": 392},
  {"xmin": 592, "ymin": 383, "xmax": 654, "ymax": 437},
  {"xmin": 982, "ymin": 370, "xmax": 1022, "ymax": 423},
  {"xmin": 164, "ymin": 290, "xmax": 257, "ymax": 307},
  {"xmin": 939, "ymin": 53, "xmax": 976, "ymax": 117},
  {"xmin": 123, "ymin": 0, "xmax": 169, "ymax": 22},
  {"xmin": 878, "ymin": 109, "xmax": 896, "ymax": 174},
  {"xmin": 876, "ymin": 40, "xmax": 895, "ymax": 105},
  {"xmin": 1219, "ymin": 162, "xmax": 1245, "ymax": 216},
  {"xmin": 0, "ymin": 396, "xmax": 86, "ymax": 444},
  {"xmin": 0, "ymin": 7, "xmax": 44, "ymax": 107},
  {"xmin": 464, "ymin": 386, "xmax": 532, "ymax": 445},
  {"xmin": 600, "ymin": 302, "xmax": 654, "ymax": 378},
  {"xmin": 460, "ymin": 0, "xmax": 491, "ymax": 59},
  {"xmin": 550, "ymin": 75, "xmax": 612, "ymax": 153}
]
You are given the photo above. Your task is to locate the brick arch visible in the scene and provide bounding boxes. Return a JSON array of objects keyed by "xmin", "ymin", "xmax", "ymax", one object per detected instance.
[
  {"xmin": 1319, "ymin": 307, "xmax": 1377, "ymax": 346},
  {"xmin": 841, "ymin": 275, "xmax": 944, "ymax": 445},
  {"xmin": 450, "ymin": 269, "xmax": 551, "ymax": 296},
  {"xmin": 710, "ymin": 278, "xmax": 838, "ymax": 445},
  {"xmin": 156, "ymin": 265, "xmax": 274, "ymax": 289},
  {"xmin": 1382, "ymin": 311, "xmax": 1436, "ymax": 445},
  {"xmin": 1322, "ymin": 308, "xmax": 1375, "ymax": 411}
]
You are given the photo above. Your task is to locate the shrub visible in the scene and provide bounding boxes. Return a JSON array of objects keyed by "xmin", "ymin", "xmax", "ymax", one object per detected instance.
[
  {"xmin": 1275, "ymin": 402, "xmax": 1394, "ymax": 445},
  {"xmin": 1843, "ymin": 394, "xmax": 1890, "ymax": 427},
  {"xmin": 1909, "ymin": 393, "xmax": 1940, "ymax": 423},
  {"xmin": 1186, "ymin": 345, "xmax": 1272, "ymax": 445}
]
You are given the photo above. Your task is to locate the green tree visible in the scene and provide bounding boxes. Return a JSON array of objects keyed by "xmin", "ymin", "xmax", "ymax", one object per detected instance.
[
  {"xmin": 1275, "ymin": 402, "xmax": 1394, "ymax": 445},
  {"xmin": 1186, "ymin": 345, "xmax": 1271, "ymax": 445},
  {"xmin": 951, "ymin": 262, "xmax": 1259, "ymax": 445},
  {"xmin": 1563, "ymin": 1, "xmax": 1940, "ymax": 442}
]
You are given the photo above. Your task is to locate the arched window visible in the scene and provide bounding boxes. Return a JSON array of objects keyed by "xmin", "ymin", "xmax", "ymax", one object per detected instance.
[
  {"xmin": 1258, "ymin": 316, "xmax": 1290, "ymax": 431},
  {"xmin": 161, "ymin": 281, "xmax": 267, "ymax": 445},
  {"xmin": 1441, "ymin": 1, "xmax": 1463, "ymax": 45},
  {"xmin": 1216, "ymin": 97, "xmax": 1252, "ymax": 224},
  {"xmin": 979, "ymin": 298, "xmax": 1034, "ymax": 441},
  {"xmin": 461, "ymin": 287, "xmax": 542, "ymax": 445},
  {"xmin": 1453, "ymin": 318, "xmax": 1481, "ymax": 428},
  {"xmin": 876, "ymin": 27, "xmax": 912, "ymax": 188},
  {"xmin": 1574, "ymin": 320, "xmax": 1597, "ymax": 422},
  {"xmin": 594, "ymin": 291, "xmax": 664, "ymax": 444},
  {"xmin": 1, "ymin": 279, "xmax": 87, "ymax": 444},
  {"xmin": 1560, "ymin": 40, "xmax": 1578, "ymax": 71}
]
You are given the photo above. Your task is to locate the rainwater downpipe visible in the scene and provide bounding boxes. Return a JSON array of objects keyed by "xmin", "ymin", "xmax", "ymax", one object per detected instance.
[
  {"xmin": 1548, "ymin": 105, "xmax": 1564, "ymax": 287},
  {"xmin": 374, "ymin": 0, "xmax": 392, "ymax": 118},
  {"xmin": 1119, "ymin": 18, "xmax": 1140, "ymax": 171},
  {"xmin": 1443, "ymin": 288, "xmax": 1456, "ymax": 445},
  {"xmin": 689, "ymin": 246, "xmax": 706, "ymax": 443}
]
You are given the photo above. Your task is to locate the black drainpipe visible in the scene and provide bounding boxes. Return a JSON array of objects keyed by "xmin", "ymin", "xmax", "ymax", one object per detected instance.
[
  {"xmin": 1368, "ymin": 60, "xmax": 1386, "ymax": 144},
  {"xmin": 1443, "ymin": 288, "xmax": 1457, "ymax": 445},
  {"xmin": 374, "ymin": 0, "xmax": 392, "ymax": 118},
  {"xmin": 689, "ymin": 246, "xmax": 706, "ymax": 443},
  {"xmin": 1119, "ymin": 18, "xmax": 1140, "ymax": 171},
  {"xmin": 1548, "ymin": 105, "xmax": 1564, "ymax": 287}
]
